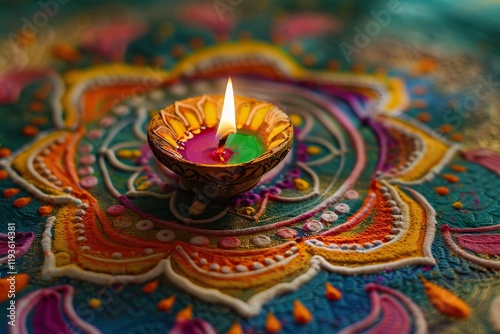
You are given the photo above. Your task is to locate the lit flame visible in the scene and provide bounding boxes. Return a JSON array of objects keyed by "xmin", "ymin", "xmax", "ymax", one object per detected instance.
[{"xmin": 215, "ymin": 77, "xmax": 236, "ymax": 143}]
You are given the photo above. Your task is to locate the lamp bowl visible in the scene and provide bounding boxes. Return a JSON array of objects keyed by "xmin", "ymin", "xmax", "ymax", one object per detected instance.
[{"xmin": 147, "ymin": 94, "xmax": 293, "ymax": 201}]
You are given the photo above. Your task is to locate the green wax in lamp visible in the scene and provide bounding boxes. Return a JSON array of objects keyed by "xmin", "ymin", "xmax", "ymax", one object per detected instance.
[{"xmin": 225, "ymin": 132, "xmax": 264, "ymax": 164}]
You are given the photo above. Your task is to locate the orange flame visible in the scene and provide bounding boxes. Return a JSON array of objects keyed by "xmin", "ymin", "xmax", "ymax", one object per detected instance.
[{"xmin": 215, "ymin": 77, "xmax": 236, "ymax": 143}]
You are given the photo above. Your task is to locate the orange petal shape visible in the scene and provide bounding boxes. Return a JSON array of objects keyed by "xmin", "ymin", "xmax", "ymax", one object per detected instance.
[
  {"xmin": 142, "ymin": 279, "xmax": 159, "ymax": 294},
  {"xmin": 442, "ymin": 174, "xmax": 459, "ymax": 183},
  {"xmin": 293, "ymin": 300, "xmax": 313, "ymax": 324},
  {"xmin": 0, "ymin": 148, "xmax": 11, "ymax": 158},
  {"xmin": 0, "ymin": 273, "xmax": 29, "ymax": 303},
  {"xmin": 38, "ymin": 205, "xmax": 53, "ymax": 216},
  {"xmin": 227, "ymin": 321, "xmax": 244, "ymax": 334},
  {"xmin": 420, "ymin": 277, "xmax": 470, "ymax": 318},
  {"xmin": 13, "ymin": 197, "xmax": 31, "ymax": 208},
  {"xmin": 3, "ymin": 188, "xmax": 20, "ymax": 198},
  {"xmin": 175, "ymin": 304, "xmax": 193, "ymax": 322},
  {"xmin": 157, "ymin": 295, "xmax": 176, "ymax": 312},
  {"xmin": 265, "ymin": 312, "xmax": 282, "ymax": 333},
  {"xmin": 325, "ymin": 282, "xmax": 342, "ymax": 301}
]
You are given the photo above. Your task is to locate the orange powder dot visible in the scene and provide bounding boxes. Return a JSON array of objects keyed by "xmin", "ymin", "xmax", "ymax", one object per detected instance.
[
  {"xmin": 87, "ymin": 298, "xmax": 102, "ymax": 309},
  {"xmin": 18, "ymin": 32, "xmax": 36, "ymax": 46},
  {"xmin": 442, "ymin": 174, "xmax": 459, "ymax": 183},
  {"xmin": 227, "ymin": 322, "xmax": 244, "ymax": 334},
  {"xmin": 3, "ymin": 188, "xmax": 20, "ymax": 198},
  {"xmin": 325, "ymin": 282, "xmax": 342, "ymax": 301},
  {"xmin": 451, "ymin": 165, "xmax": 467, "ymax": 172},
  {"xmin": 352, "ymin": 63, "xmax": 365, "ymax": 73},
  {"xmin": 293, "ymin": 300, "xmax": 312, "ymax": 324},
  {"xmin": 151, "ymin": 56, "xmax": 165, "ymax": 68},
  {"xmin": 290, "ymin": 43, "xmax": 303, "ymax": 56},
  {"xmin": 0, "ymin": 148, "xmax": 11, "ymax": 158},
  {"xmin": 175, "ymin": 305, "xmax": 193, "ymax": 322},
  {"xmin": 327, "ymin": 59, "xmax": 340, "ymax": 71},
  {"xmin": 302, "ymin": 54, "xmax": 316, "ymax": 66},
  {"xmin": 0, "ymin": 273, "xmax": 29, "ymax": 303},
  {"xmin": 170, "ymin": 45, "xmax": 185, "ymax": 58},
  {"xmin": 412, "ymin": 99, "xmax": 427, "ymax": 108},
  {"xmin": 189, "ymin": 37, "xmax": 204, "ymax": 49},
  {"xmin": 450, "ymin": 133, "xmax": 464, "ymax": 142},
  {"xmin": 31, "ymin": 117, "xmax": 47, "ymax": 125},
  {"xmin": 265, "ymin": 312, "xmax": 282, "ymax": 333},
  {"xmin": 22, "ymin": 126, "xmax": 39, "ymax": 137},
  {"xmin": 157, "ymin": 295, "xmax": 176, "ymax": 312},
  {"xmin": 412, "ymin": 85, "xmax": 427, "ymax": 95},
  {"xmin": 439, "ymin": 124, "xmax": 453, "ymax": 134},
  {"xmin": 435, "ymin": 187, "xmax": 449, "ymax": 196},
  {"xmin": 52, "ymin": 43, "xmax": 80, "ymax": 63},
  {"xmin": 271, "ymin": 34, "xmax": 285, "ymax": 45},
  {"xmin": 142, "ymin": 279, "xmax": 159, "ymax": 294},
  {"xmin": 33, "ymin": 83, "xmax": 52, "ymax": 100},
  {"xmin": 38, "ymin": 206, "xmax": 53, "ymax": 216},
  {"xmin": 0, "ymin": 170, "xmax": 8, "ymax": 180},
  {"xmin": 29, "ymin": 101, "xmax": 45, "ymax": 112},
  {"xmin": 13, "ymin": 197, "xmax": 31, "ymax": 208},
  {"xmin": 132, "ymin": 55, "xmax": 147, "ymax": 66},
  {"xmin": 414, "ymin": 57, "xmax": 437, "ymax": 74},
  {"xmin": 416, "ymin": 112, "xmax": 431, "ymax": 123}
]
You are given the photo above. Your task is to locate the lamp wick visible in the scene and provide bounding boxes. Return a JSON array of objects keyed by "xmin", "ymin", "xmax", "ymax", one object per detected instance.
[{"xmin": 216, "ymin": 129, "xmax": 236, "ymax": 157}]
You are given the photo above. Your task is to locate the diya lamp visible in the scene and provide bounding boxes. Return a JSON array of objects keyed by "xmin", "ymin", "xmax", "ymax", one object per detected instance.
[{"xmin": 147, "ymin": 78, "xmax": 293, "ymax": 202}]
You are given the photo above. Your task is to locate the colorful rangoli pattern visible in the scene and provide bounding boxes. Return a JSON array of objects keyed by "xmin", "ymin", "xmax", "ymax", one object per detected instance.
[{"xmin": 1, "ymin": 1, "xmax": 500, "ymax": 333}]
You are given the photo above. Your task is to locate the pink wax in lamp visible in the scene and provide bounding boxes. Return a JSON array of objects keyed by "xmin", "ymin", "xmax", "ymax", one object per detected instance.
[{"xmin": 178, "ymin": 78, "xmax": 265, "ymax": 164}]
